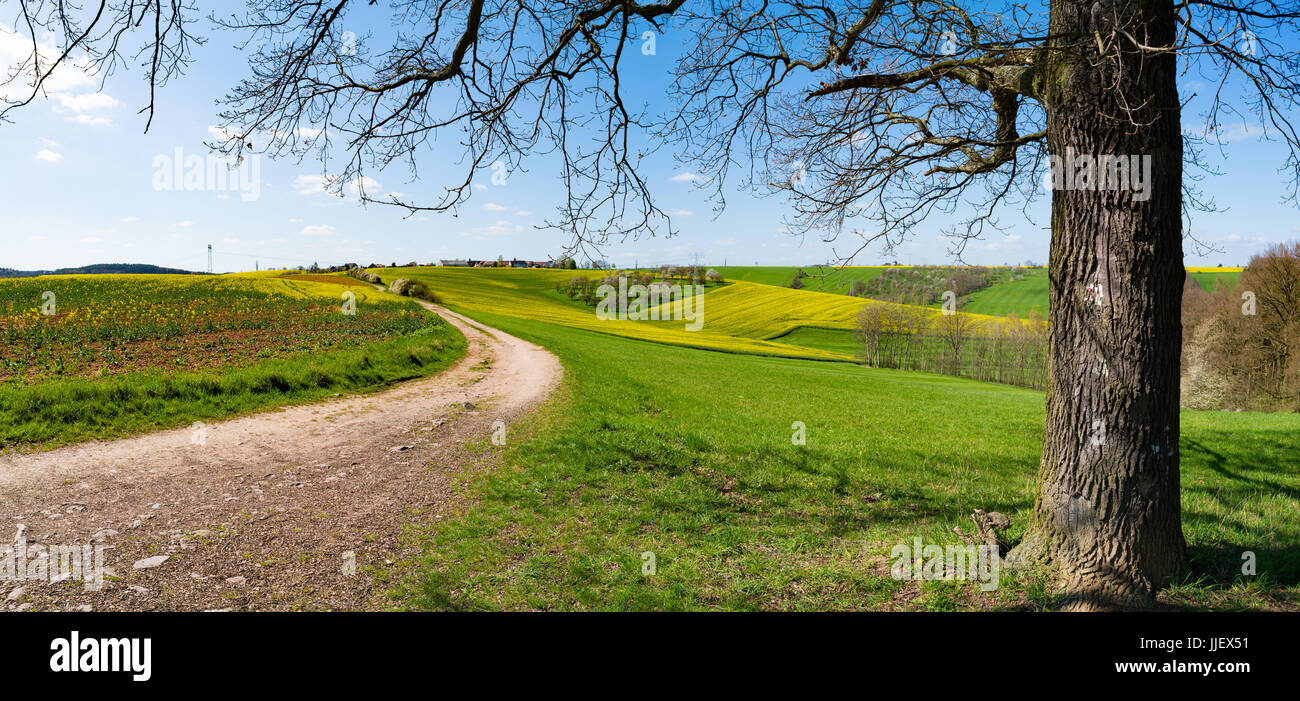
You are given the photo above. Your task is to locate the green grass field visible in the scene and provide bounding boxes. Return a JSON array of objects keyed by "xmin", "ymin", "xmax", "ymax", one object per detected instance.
[
  {"xmin": 373, "ymin": 267, "xmax": 1300, "ymax": 611},
  {"xmin": 960, "ymin": 268, "xmax": 1051, "ymax": 318},
  {"xmin": 1189, "ymin": 270, "xmax": 1241, "ymax": 291},
  {"xmin": 765, "ymin": 326, "xmax": 863, "ymax": 356},
  {"xmin": 393, "ymin": 308, "xmax": 1299, "ymax": 611}
]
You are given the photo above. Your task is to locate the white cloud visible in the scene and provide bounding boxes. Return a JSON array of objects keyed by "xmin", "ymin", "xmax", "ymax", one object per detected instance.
[
  {"xmin": 344, "ymin": 176, "xmax": 382, "ymax": 198},
  {"xmin": 293, "ymin": 174, "xmax": 331, "ymax": 196},
  {"xmin": 298, "ymin": 224, "xmax": 337, "ymax": 237},
  {"xmin": 78, "ymin": 236, "xmax": 103, "ymax": 244},
  {"xmin": 39, "ymin": 137, "xmax": 58, "ymax": 147},
  {"xmin": 120, "ymin": 216, "xmax": 139, "ymax": 223},
  {"xmin": 515, "ymin": 210, "xmax": 532, "ymax": 217},
  {"xmin": 70, "ymin": 114, "xmax": 112, "ymax": 126},
  {"xmin": 54, "ymin": 92, "xmax": 119, "ymax": 113},
  {"xmin": 35, "ymin": 149, "xmax": 62, "ymax": 162},
  {"xmin": 474, "ymin": 183, "xmax": 488, "ymax": 191},
  {"xmin": 483, "ymin": 202, "xmax": 508, "ymax": 212},
  {"xmin": 293, "ymin": 174, "xmax": 382, "ymax": 198},
  {"xmin": 207, "ymin": 125, "xmax": 240, "ymax": 143},
  {"xmin": 468, "ymin": 220, "xmax": 525, "ymax": 240},
  {"xmin": 666, "ymin": 208, "xmax": 694, "ymax": 216},
  {"xmin": 177, "ymin": 220, "xmax": 194, "ymax": 228},
  {"xmin": 670, "ymin": 172, "xmax": 700, "ymax": 182},
  {"xmin": 1187, "ymin": 122, "xmax": 1262, "ymax": 143},
  {"xmin": 0, "ymin": 28, "xmax": 98, "ymax": 101},
  {"xmin": 46, "ymin": 89, "xmax": 119, "ymax": 126}
]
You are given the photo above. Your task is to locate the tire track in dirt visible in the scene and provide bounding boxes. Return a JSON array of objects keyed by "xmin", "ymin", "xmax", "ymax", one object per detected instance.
[{"xmin": 0, "ymin": 303, "xmax": 561, "ymax": 611}]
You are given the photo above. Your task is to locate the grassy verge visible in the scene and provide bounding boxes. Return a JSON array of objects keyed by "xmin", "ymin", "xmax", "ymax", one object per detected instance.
[
  {"xmin": 395, "ymin": 310, "xmax": 1299, "ymax": 610},
  {"xmin": 0, "ymin": 319, "xmax": 466, "ymax": 450}
]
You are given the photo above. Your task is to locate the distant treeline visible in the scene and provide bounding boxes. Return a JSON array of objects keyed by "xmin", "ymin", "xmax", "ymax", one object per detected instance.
[
  {"xmin": 855, "ymin": 305, "xmax": 1049, "ymax": 390},
  {"xmin": 0, "ymin": 264, "xmax": 206, "ymax": 278},
  {"xmin": 1182, "ymin": 243, "xmax": 1300, "ymax": 411}
]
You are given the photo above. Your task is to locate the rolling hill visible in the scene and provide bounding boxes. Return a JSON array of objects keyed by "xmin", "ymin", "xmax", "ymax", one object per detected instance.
[
  {"xmin": 387, "ymin": 266, "xmax": 1036, "ymax": 363},
  {"xmin": 682, "ymin": 265, "xmax": 1244, "ymax": 320}
]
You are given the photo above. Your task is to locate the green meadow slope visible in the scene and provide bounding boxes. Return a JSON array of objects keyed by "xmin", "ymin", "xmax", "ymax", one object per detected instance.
[
  {"xmin": 1189, "ymin": 270, "xmax": 1241, "ymax": 291},
  {"xmin": 395, "ymin": 304, "xmax": 1300, "ymax": 611},
  {"xmin": 959, "ymin": 268, "xmax": 1051, "ymax": 318},
  {"xmin": 357, "ymin": 267, "xmax": 1299, "ymax": 611}
]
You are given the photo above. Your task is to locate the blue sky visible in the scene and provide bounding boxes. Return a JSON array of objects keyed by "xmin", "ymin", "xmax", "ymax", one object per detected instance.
[{"xmin": 1, "ymin": 13, "xmax": 1295, "ymax": 273}]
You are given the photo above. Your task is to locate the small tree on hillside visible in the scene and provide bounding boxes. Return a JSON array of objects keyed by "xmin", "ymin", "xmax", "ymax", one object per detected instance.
[{"xmin": 934, "ymin": 310, "xmax": 976, "ymax": 377}]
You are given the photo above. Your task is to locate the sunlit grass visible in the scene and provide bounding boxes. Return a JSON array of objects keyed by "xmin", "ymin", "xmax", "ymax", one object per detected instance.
[{"xmin": 396, "ymin": 310, "xmax": 1299, "ymax": 611}]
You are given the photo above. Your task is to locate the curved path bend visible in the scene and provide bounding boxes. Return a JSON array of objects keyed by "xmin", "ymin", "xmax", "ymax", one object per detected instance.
[{"xmin": 0, "ymin": 303, "xmax": 562, "ymax": 611}]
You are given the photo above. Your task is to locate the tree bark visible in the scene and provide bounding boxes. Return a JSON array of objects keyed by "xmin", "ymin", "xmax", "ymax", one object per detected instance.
[{"xmin": 1008, "ymin": 0, "xmax": 1186, "ymax": 609}]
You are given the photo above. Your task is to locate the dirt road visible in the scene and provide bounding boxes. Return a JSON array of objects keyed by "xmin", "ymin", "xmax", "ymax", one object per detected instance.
[{"xmin": 0, "ymin": 304, "xmax": 561, "ymax": 611}]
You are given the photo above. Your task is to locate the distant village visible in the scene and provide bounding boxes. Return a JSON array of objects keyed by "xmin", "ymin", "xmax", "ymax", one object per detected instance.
[
  {"xmin": 306, "ymin": 257, "xmax": 593, "ymax": 273},
  {"xmin": 434, "ymin": 259, "xmax": 581, "ymax": 268}
]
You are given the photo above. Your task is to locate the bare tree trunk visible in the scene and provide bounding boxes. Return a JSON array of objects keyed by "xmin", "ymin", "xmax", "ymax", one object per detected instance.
[{"xmin": 1008, "ymin": 0, "xmax": 1186, "ymax": 609}]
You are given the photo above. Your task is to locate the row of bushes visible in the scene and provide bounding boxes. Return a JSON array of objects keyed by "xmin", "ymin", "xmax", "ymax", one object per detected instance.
[
  {"xmin": 388, "ymin": 278, "xmax": 443, "ymax": 304},
  {"xmin": 856, "ymin": 266, "xmax": 1018, "ymax": 305},
  {"xmin": 342, "ymin": 266, "xmax": 442, "ymax": 304},
  {"xmin": 855, "ymin": 304, "xmax": 1049, "ymax": 389},
  {"xmin": 655, "ymin": 265, "xmax": 722, "ymax": 284},
  {"xmin": 346, "ymin": 265, "xmax": 383, "ymax": 285},
  {"xmin": 555, "ymin": 270, "xmax": 724, "ymax": 306}
]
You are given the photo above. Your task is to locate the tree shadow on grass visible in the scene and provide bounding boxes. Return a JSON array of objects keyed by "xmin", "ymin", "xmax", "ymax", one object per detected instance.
[
  {"xmin": 1179, "ymin": 435, "xmax": 1300, "ymax": 589},
  {"xmin": 762, "ymin": 447, "xmax": 1031, "ymax": 539},
  {"xmin": 1181, "ymin": 436, "xmax": 1300, "ymax": 502}
]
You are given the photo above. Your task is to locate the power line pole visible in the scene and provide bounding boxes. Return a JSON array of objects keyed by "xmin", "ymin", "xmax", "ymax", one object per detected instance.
[{"xmin": 207, "ymin": 244, "xmax": 213, "ymax": 274}]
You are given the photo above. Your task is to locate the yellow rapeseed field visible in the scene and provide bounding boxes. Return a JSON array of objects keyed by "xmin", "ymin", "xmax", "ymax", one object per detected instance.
[{"xmin": 391, "ymin": 266, "xmax": 1039, "ymax": 362}]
